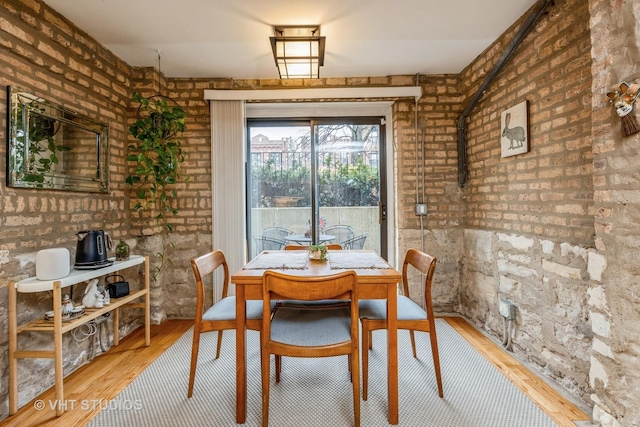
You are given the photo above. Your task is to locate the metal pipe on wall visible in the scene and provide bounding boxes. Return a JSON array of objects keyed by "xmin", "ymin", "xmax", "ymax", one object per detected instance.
[
  {"xmin": 456, "ymin": 0, "xmax": 554, "ymax": 187},
  {"xmin": 414, "ymin": 74, "xmax": 427, "ymax": 253},
  {"xmin": 415, "ymin": 73, "xmax": 420, "ymax": 204}
]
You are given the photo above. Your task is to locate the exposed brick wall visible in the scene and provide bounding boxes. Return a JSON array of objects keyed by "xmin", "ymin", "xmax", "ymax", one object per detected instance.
[
  {"xmin": 393, "ymin": 75, "xmax": 464, "ymax": 312},
  {"xmin": 460, "ymin": 0, "xmax": 594, "ymax": 245},
  {"xmin": 415, "ymin": 74, "xmax": 464, "ymax": 229},
  {"xmin": 127, "ymin": 75, "xmax": 214, "ymax": 236},
  {"xmin": 457, "ymin": 0, "xmax": 595, "ymax": 407},
  {"xmin": 0, "ymin": 0, "xmax": 136, "ymax": 416},
  {"xmin": 0, "ymin": 0, "xmax": 134, "ymax": 256}
]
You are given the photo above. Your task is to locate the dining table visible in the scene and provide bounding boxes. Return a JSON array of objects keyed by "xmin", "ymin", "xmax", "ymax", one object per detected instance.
[{"xmin": 231, "ymin": 249, "xmax": 402, "ymax": 424}]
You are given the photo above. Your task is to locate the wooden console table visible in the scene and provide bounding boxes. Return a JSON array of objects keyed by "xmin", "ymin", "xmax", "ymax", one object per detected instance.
[{"xmin": 7, "ymin": 255, "xmax": 150, "ymax": 416}]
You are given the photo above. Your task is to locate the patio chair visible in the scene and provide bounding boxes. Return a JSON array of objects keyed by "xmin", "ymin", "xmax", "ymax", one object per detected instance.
[
  {"xmin": 253, "ymin": 235, "xmax": 286, "ymax": 253},
  {"xmin": 187, "ymin": 250, "xmax": 272, "ymax": 398},
  {"xmin": 342, "ymin": 233, "xmax": 367, "ymax": 250},
  {"xmin": 359, "ymin": 248, "xmax": 443, "ymax": 400},
  {"xmin": 322, "ymin": 225, "xmax": 355, "ymax": 245},
  {"xmin": 262, "ymin": 226, "xmax": 294, "ymax": 240},
  {"xmin": 261, "ymin": 270, "xmax": 360, "ymax": 427}
]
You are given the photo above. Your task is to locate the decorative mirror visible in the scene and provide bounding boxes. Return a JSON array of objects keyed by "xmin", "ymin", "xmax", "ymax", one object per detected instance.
[{"xmin": 6, "ymin": 87, "xmax": 109, "ymax": 193}]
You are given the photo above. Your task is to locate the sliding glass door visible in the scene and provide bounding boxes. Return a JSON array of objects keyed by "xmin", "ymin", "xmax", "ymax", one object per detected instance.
[
  {"xmin": 247, "ymin": 122, "xmax": 312, "ymax": 258},
  {"xmin": 247, "ymin": 118, "xmax": 386, "ymax": 259}
]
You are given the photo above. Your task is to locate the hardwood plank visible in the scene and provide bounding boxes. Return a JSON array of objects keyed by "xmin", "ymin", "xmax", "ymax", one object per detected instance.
[
  {"xmin": 0, "ymin": 319, "xmax": 192, "ymax": 427},
  {"xmin": 444, "ymin": 316, "xmax": 590, "ymax": 427}
]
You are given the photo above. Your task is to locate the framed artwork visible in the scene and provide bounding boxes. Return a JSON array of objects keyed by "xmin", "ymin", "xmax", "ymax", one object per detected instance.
[{"xmin": 500, "ymin": 100, "xmax": 529, "ymax": 157}]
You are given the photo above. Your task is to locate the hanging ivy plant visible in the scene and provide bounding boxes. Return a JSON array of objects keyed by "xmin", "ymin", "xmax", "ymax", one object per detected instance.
[
  {"xmin": 126, "ymin": 92, "xmax": 187, "ymax": 232},
  {"xmin": 126, "ymin": 92, "xmax": 188, "ymax": 282}
]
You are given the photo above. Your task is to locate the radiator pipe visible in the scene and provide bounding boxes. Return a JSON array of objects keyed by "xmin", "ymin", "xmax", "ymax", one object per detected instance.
[{"xmin": 457, "ymin": 0, "xmax": 554, "ymax": 187}]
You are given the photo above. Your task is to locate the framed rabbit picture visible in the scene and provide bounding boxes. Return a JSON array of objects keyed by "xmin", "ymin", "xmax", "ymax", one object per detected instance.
[{"xmin": 500, "ymin": 100, "xmax": 529, "ymax": 157}]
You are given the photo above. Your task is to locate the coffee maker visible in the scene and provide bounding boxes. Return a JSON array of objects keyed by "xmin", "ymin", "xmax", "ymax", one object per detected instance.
[{"xmin": 74, "ymin": 230, "xmax": 113, "ymax": 269}]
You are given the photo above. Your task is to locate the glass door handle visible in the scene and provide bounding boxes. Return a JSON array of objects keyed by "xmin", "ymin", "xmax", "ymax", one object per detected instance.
[{"xmin": 379, "ymin": 203, "xmax": 386, "ymax": 223}]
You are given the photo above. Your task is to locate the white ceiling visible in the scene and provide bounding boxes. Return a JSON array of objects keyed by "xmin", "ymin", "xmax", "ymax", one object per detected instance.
[{"xmin": 42, "ymin": 0, "xmax": 537, "ymax": 79}]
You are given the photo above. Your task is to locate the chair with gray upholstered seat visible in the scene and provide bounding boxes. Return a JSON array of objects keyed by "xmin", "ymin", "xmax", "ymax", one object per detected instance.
[
  {"xmin": 187, "ymin": 250, "xmax": 271, "ymax": 398},
  {"xmin": 261, "ymin": 270, "xmax": 360, "ymax": 427},
  {"xmin": 359, "ymin": 248, "xmax": 443, "ymax": 400}
]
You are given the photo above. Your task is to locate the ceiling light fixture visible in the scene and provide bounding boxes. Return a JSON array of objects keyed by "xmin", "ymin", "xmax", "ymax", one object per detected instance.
[{"xmin": 270, "ymin": 25, "xmax": 325, "ymax": 79}]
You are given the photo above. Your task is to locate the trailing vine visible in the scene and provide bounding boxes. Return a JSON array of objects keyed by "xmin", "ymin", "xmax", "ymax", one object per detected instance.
[
  {"xmin": 126, "ymin": 92, "xmax": 188, "ymax": 279},
  {"xmin": 126, "ymin": 92, "xmax": 186, "ymax": 227}
]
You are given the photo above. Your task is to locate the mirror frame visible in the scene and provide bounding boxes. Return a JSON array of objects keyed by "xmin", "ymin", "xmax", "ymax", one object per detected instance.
[{"xmin": 6, "ymin": 86, "xmax": 109, "ymax": 193}]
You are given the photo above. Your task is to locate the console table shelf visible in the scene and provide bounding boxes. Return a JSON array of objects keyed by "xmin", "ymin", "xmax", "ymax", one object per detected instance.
[{"xmin": 8, "ymin": 255, "xmax": 151, "ymax": 417}]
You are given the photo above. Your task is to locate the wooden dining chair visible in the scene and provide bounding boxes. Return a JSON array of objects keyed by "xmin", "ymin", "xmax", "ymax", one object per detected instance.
[
  {"xmin": 187, "ymin": 250, "xmax": 269, "ymax": 398},
  {"xmin": 281, "ymin": 244, "xmax": 346, "ymax": 308},
  {"xmin": 261, "ymin": 270, "xmax": 360, "ymax": 427},
  {"xmin": 284, "ymin": 243, "xmax": 343, "ymax": 250},
  {"xmin": 359, "ymin": 248, "xmax": 443, "ymax": 400}
]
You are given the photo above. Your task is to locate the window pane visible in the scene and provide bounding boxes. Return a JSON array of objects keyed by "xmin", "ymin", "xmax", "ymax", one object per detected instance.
[
  {"xmin": 317, "ymin": 124, "xmax": 381, "ymax": 253},
  {"xmin": 248, "ymin": 125, "xmax": 312, "ymax": 258}
]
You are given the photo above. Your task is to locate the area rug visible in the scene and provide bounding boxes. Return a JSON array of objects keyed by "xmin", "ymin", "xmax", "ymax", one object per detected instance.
[{"xmin": 88, "ymin": 319, "xmax": 557, "ymax": 426}]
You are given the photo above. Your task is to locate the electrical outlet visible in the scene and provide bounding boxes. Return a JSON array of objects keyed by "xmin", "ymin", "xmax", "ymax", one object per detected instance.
[
  {"xmin": 499, "ymin": 300, "xmax": 516, "ymax": 320},
  {"xmin": 415, "ymin": 203, "xmax": 427, "ymax": 216}
]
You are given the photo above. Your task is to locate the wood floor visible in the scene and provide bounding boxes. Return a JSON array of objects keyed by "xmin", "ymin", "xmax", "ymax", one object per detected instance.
[
  {"xmin": 444, "ymin": 317, "xmax": 590, "ymax": 427},
  {"xmin": 0, "ymin": 317, "xmax": 590, "ymax": 427}
]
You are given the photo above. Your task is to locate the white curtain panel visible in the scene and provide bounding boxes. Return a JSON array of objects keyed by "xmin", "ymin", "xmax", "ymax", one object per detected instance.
[{"xmin": 210, "ymin": 100, "xmax": 246, "ymax": 298}]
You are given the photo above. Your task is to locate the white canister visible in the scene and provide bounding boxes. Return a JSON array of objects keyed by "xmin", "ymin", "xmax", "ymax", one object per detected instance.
[{"xmin": 36, "ymin": 248, "xmax": 71, "ymax": 280}]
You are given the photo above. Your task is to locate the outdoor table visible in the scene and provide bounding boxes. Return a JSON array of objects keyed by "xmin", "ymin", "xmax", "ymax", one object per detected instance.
[{"xmin": 283, "ymin": 234, "xmax": 336, "ymax": 245}]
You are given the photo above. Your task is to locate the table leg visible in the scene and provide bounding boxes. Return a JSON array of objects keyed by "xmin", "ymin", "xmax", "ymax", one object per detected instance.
[
  {"xmin": 387, "ymin": 284, "xmax": 399, "ymax": 424},
  {"xmin": 236, "ymin": 285, "xmax": 247, "ymax": 423}
]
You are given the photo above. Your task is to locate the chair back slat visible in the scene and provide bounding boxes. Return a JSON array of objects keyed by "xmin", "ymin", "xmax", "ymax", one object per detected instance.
[
  {"xmin": 265, "ymin": 271, "xmax": 355, "ymax": 301},
  {"xmin": 191, "ymin": 249, "xmax": 229, "ymax": 302},
  {"xmin": 402, "ymin": 248, "xmax": 437, "ymax": 307}
]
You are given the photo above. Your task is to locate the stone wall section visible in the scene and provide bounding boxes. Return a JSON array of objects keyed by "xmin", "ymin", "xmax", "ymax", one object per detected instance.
[
  {"xmin": 457, "ymin": 0, "xmax": 595, "ymax": 406},
  {"xmin": 588, "ymin": 0, "xmax": 640, "ymax": 425},
  {"xmin": 461, "ymin": 229, "xmax": 593, "ymax": 400}
]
